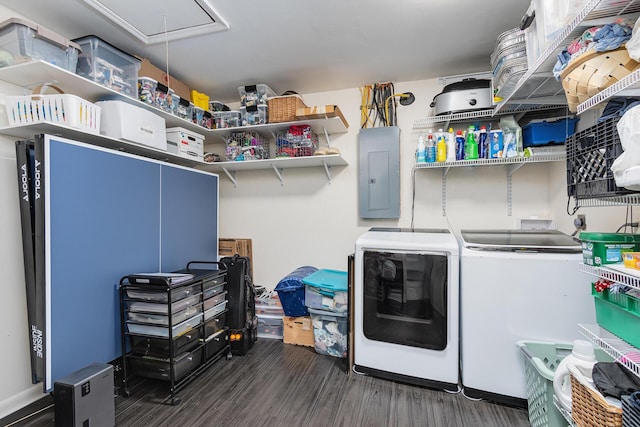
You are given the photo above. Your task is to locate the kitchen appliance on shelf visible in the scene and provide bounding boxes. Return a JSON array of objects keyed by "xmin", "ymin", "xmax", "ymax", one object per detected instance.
[
  {"xmin": 459, "ymin": 229, "xmax": 596, "ymax": 406},
  {"xmin": 430, "ymin": 78, "xmax": 493, "ymax": 116},
  {"xmin": 354, "ymin": 228, "xmax": 460, "ymax": 391}
]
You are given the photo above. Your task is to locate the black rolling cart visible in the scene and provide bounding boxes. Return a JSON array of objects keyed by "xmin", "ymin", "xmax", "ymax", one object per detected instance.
[{"xmin": 119, "ymin": 261, "xmax": 230, "ymax": 405}]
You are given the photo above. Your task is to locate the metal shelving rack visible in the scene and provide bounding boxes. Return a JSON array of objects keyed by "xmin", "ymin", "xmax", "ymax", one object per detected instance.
[
  {"xmin": 494, "ymin": 0, "xmax": 640, "ymax": 114},
  {"xmin": 415, "ymin": 154, "xmax": 565, "ymax": 216}
]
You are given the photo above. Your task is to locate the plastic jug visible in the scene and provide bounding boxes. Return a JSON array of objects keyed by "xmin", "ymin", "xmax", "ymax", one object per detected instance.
[{"xmin": 553, "ymin": 339, "xmax": 597, "ymax": 412}]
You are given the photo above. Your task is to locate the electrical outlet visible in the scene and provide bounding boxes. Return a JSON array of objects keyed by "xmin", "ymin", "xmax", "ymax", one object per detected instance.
[{"xmin": 575, "ymin": 214, "xmax": 587, "ymax": 231}]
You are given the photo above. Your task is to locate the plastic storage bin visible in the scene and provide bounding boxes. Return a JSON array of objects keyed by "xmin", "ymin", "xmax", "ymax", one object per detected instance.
[
  {"xmin": 523, "ymin": 118, "xmax": 578, "ymax": 147},
  {"xmin": 0, "ymin": 18, "xmax": 80, "ymax": 71},
  {"xmin": 238, "ymin": 84, "xmax": 276, "ymax": 108},
  {"xmin": 592, "ymin": 284, "xmax": 640, "ymax": 348},
  {"xmin": 302, "ymin": 269, "xmax": 348, "ymax": 313},
  {"xmin": 308, "ymin": 308, "xmax": 347, "ymax": 358},
  {"xmin": 517, "ymin": 340, "xmax": 612, "ymax": 427},
  {"xmin": 126, "ymin": 283, "xmax": 201, "ymax": 304},
  {"xmin": 240, "ymin": 105, "xmax": 268, "ymax": 126},
  {"xmin": 257, "ymin": 314, "xmax": 284, "ymax": 339},
  {"xmin": 127, "ymin": 313, "xmax": 203, "ymax": 338},
  {"xmin": 214, "ymin": 110, "xmax": 241, "ymax": 129},
  {"xmin": 127, "ymin": 304, "xmax": 200, "ymax": 326},
  {"xmin": 579, "ymin": 232, "xmax": 640, "ymax": 266},
  {"xmin": 96, "ymin": 100, "xmax": 167, "ymax": 151},
  {"xmin": 128, "ymin": 346, "xmax": 202, "ymax": 382},
  {"xmin": 275, "ymin": 266, "xmax": 318, "ymax": 317},
  {"xmin": 137, "ymin": 77, "xmax": 156, "ymax": 105},
  {"xmin": 74, "ymin": 35, "xmax": 141, "ymax": 98}
]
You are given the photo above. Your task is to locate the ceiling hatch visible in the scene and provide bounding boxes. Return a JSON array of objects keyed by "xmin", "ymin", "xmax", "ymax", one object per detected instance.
[{"xmin": 81, "ymin": 0, "xmax": 229, "ymax": 45}]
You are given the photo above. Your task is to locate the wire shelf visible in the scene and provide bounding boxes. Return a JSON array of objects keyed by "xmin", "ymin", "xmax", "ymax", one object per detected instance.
[
  {"xmin": 415, "ymin": 154, "xmax": 565, "ymax": 169},
  {"xmin": 413, "ymin": 105, "xmax": 566, "ymax": 129},
  {"xmin": 553, "ymin": 395, "xmax": 577, "ymax": 427},
  {"xmin": 579, "ymin": 263, "xmax": 640, "ymax": 290},
  {"xmin": 579, "ymin": 323, "xmax": 640, "ymax": 379},
  {"xmin": 574, "ymin": 193, "xmax": 640, "ymax": 207},
  {"xmin": 577, "ymin": 68, "xmax": 640, "ymax": 114}
]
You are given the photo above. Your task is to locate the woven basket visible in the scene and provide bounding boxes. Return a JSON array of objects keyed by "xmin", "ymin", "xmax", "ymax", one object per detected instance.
[
  {"xmin": 560, "ymin": 47, "xmax": 640, "ymax": 112},
  {"xmin": 570, "ymin": 373, "xmax": 622, "ymax": 427},
  {"xmin": 267, "ymin": 95, "xmax": 307, "ymax": 123}
]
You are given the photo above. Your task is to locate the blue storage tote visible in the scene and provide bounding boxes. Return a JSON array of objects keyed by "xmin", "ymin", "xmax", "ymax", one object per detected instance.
[
  {"xmin": 274, "ymin": 266, "xmax": 318, "ymax": 317},
  {"xmin": 302, "ymin": 269, "xmax": 348, "ymax": 313},
  {"xmin": 523, "ymin": 117, "xmax": 578, "ymax": 147}
]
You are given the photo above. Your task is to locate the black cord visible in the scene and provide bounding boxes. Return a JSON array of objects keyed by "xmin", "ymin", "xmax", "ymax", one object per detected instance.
[
  {"xmin": 566, "ymin": 196, "xmax": 579, "ymax": 216},
  {"xmin": 411, "ymin": 166, "xmax": 416, "ymax": 231}
]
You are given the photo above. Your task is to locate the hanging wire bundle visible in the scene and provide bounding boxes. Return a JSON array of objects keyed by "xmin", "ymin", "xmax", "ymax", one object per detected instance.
[{"xmin": 360, "ymin": 82, "xmax": 398, "ymax": 128}]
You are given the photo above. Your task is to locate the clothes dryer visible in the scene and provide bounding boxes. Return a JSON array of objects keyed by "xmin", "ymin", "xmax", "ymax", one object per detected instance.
[{"xmin": 354, "ymin": 228, "xmax": 460, "ymax": 390}]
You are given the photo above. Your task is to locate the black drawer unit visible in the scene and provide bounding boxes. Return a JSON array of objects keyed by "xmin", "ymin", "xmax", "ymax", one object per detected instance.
[{"xmin": 120, "ymin": 262, "xmax": 230, "ymax": 405}]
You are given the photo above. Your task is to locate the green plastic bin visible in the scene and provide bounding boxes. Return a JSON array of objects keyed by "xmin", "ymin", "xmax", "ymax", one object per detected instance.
[
  {"xmin": 579, "ymin": 232, "xmax": 640, "ymax": 266},
  {"xmin": 592, "ymin": 285, "xmax": 640, "ymax": 348},
  {"xmin": 517, "ymin": 340, "xmax": 613, "ymax": 427}
]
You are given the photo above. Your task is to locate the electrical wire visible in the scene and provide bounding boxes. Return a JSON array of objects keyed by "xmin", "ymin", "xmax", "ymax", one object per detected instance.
[{"xmin": 410, "ymin": 166, "xmax": 416, "ymax": 231}]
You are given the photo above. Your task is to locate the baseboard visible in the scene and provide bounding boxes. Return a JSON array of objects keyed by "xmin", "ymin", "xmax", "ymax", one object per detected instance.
[{"xmin": 0, "ymin": 387, "xmax": 52, "ymax": 426}]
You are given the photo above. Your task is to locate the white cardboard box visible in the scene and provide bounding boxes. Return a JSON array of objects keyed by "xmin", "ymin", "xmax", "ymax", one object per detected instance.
[
  {"xmin": 166, "ymin": 127, "xmax": 204, "ymax": 161},
  {"xmin": 96, "ymin": 100, "xmax": 167, "ymax": 150}
]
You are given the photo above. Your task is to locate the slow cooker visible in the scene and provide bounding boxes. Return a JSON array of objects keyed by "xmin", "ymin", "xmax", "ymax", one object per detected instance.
[{"xmin": 430, "ymin": 79, "xmax": 493, "ymax": 116}]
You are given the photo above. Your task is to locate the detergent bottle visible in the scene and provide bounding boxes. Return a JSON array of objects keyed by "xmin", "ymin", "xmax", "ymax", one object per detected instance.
[
  {"xmin": 478, "ymin": 125, "xmax": 488, "ymax": 159},
  {"xmin": 465, "ymin": 126, "xmax": 478, "ymax": 160},
  {"xmin": 553, "ymin": 340, "xmax": 597, "ymax": 412},
  {"xmin": 436, "ymin": 134, "xmax": 447, "ymax": 162},
  {"xmin": 416, "ymin": 135, "xmax": 426, "ymax": 163},
  {"xmin": 455, "ymin": 130, "xmax": 465, "ymax": 160},
  {"xmin": 426, "ymin": 132, "xmax": 436, "ymax": 163}
]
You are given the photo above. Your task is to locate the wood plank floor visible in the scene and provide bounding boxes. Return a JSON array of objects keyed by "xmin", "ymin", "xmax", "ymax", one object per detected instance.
[{"xmin": 8, "ymin": 339, "xmax": 531, "ymax": 426}]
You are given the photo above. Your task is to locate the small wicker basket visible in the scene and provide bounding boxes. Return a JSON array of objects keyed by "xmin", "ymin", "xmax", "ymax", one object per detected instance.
[
  {"xmin": 267, "ymin": 94, "xmax": 307, "ymax": 123},
  {"xmin": 560, "ymin": 46, "xmax": 640, "ymax": 112},
  {"xmin": 570, "ymin": 373, "xmax": 622, "ymax": 427}
]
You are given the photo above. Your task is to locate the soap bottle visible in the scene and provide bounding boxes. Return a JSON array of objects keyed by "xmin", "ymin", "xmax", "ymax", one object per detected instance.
[
  {"xmin": 478, "ymin": 125, "xmax": 488, "ymax": 159},
  {"xmin": 447, "ymin": 127, "xmax": 456, "ymax": 162},
  {"xmin": 416, "ymin": 135, "xmax": 426, "ymax": 163},
  {"xmin": 553, "ymin": 340, "xmax": 597, "ymax": 412},
  {"xmin": 455, "ymin": 130, "xmax": 465, "ymax": 161},
  {"xmin": 426, "ymin": 132, "xmax": 436, "ymax": 163},
  {"xmin": 465, "ymin": 126, "xmax": 478, "ymax": 160},
  {"xmin": 436, "ymin": 134, "xmax": 447, "ymax": 162}
]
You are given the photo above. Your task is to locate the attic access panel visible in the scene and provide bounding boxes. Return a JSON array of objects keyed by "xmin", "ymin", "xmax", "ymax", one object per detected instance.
[{"xmin": 82, "ymin": 0, "xmax": 229, "ymax": 45}]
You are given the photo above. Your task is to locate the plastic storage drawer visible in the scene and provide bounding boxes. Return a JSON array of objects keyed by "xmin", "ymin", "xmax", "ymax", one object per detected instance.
[
  {"xmin": 127, "ymin": 304, "xmax": 201, "ymax": 326},
  {"xmin": 128, "ymin": 347, "xmax": 203, "ymax": 381},
  {"xmin": 203, "ymin": 329, "xmax": 229, "ymax": 360},
  {"xmin": 204, "ymin": 301, "xmax": 228, "ymax": 321},
  {"xmin": 302, "ymin": 269, "xmax": 348, "ymax": 313},
  {"xmin": 127, "ymin": 294, "xmax": 201, "ymax": 315},
  {"xmin": 255, "ymin": 303, "xmax": 285, "ymax": 316},
  {"xmin": 203, "ymin": 283, "xmax": 225, "ymax": 300},
  {"xmin": 308, "ymin": 308, "xmax": 347, "ymax": 358},
  {"xmin": 126, "ymin": 283, "xmax": 201, "ymax": 304},
  {"xmin": 204, "ymin": 310, "xmax": 227, "ymax": 338},
  {"xmin": 127, "ymin": 313, "xmax": 203, "ymax": 338},
  {"xmin": 257, "ymin": 314, "xmax": 284, "ymax": 339},
  {"xmin": 73, "ymin": 35, "xmax": 141, "ymax": 98},
  {"xmin": 0, "ymin": 18, "xmax": 80, "ymax": 71},
  {"xmin": 129, "ymin": 329, "xmax": 202, "ymax": 358},
  {"xmin": 204, "ymin": 290, "xmax": 227, "ymax": 311}
]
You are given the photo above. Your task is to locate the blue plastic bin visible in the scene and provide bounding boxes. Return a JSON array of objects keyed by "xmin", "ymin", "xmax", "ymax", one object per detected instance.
[
  {"xmin": 302, "ymin": 269, "xmax": 348, "ymax": 313},
  {"xmin": 274, "ymin": 266, "xmax": 318, "ymax": 317},
  {"xmin": 523, "ymin": 117, "xmax": 578, "ymax": 147}
]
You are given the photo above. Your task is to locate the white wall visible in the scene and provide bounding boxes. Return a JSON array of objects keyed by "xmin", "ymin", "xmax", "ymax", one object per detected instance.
[{"xmin": 0, "ymin": 4, "xmax": 634, "ymax": 419}]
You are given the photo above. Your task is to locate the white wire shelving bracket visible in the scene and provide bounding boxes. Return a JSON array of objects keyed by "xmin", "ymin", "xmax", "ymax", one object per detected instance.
[{"xmin": 415, "ymin": 154, "xmax": 565, "ymax": 216}]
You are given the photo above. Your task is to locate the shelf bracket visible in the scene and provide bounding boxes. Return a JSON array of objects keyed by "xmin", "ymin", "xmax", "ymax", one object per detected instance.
[
  {"xmin": 221, "ymin": 167, "xmax": 237, "ymax": 188},
  {"xmin": 323, "ymin": 126, "xmax": 332, "ymax": 148},
  {"xmin": 322, "ymin": 160, "xmax": 333, "ymax": 184},
  {"xmin": 441, "ymin": 167, "xmax": 450, "ymax": 216},
  {"xmin": 506, "ymin": 163, "xmax": 525, "ymax": 216},
  {"xmin": 271, "ymin": 163, "xmax": 285, "ymax": 186}
]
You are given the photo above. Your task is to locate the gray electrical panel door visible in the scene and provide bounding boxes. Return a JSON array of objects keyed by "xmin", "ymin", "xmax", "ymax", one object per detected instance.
[{"xmin": 358, "ymin": 127, "xmax": 400, "ymax": 219}]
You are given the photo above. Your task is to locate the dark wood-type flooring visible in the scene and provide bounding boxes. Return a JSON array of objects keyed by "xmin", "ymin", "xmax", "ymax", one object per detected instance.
[{"xmin": 5, "ymin": 339, "xmax": 531, "ymax": 426}]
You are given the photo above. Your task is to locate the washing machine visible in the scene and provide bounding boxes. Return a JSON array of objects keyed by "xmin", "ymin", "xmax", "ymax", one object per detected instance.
[
  {"xmin": 459, "ymin": 229, "xmax": 596, "ymax": 406},
  {"xmin": 354, "ymin": 228, "xmax": 460, "ymax": 391}
]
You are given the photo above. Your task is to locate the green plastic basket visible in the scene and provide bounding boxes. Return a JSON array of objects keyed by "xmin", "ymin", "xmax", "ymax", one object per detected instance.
[
  {"xmin": 517, "ymin": 341, "xmax": 613, "ymax": 427},
  {"xmin": 592, "ymin": 285, "xmax": 640, "ymax": 348},
  {"xmin": 579, "ymin": 232, "xmax": 640, "ymax": 266}
]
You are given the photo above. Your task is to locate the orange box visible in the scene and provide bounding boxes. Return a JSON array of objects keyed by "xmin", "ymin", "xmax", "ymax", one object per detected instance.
[
  {"xmin": 218, "ymin": 238, "xmax": 253, "ymax": 262},
  {"xmin": 623, "ymin": 252, "xmax": 640, "ymax": 269},
  {"xmin": 295, "ymin": 105, "xmax": 348, "ymax": 129},
  {"xmin": 136, "ymin": 57, "xmax": 191, "ymax": 100},
  {"xmin": 283, "ymin": 316, "xmax": 315, "ymax": 347}
]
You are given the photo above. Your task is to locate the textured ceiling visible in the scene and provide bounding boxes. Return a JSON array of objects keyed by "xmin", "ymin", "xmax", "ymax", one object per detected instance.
[{"xmin": 0, "ymin": 0, "xmax": 531, "ymax": 102}]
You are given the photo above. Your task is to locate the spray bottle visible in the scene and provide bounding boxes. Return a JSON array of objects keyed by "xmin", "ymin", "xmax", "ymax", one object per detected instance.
[
  {"xmin": 416, "ymin": 135, "xmax": 426, "ymax": 163},
  {"xmin": 478, "ymin": 125, "xmax": 488, "ymax": 159},
  {"xmin": 466, "ymin": 125, "xmax": 478, "ymax": 160}
]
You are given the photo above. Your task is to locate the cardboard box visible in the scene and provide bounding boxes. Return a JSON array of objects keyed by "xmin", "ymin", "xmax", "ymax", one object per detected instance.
[
  {"xmin": 283, "ymin": 316, "xmax": 314, "ymax": 347},
  {"xmin": 295, "ymin": 105, "xmax": 349, "ymax": 129},
  {"xmin": 137, "ymin": 57, "xmax": 191, "ymax": 101},
  {"xmin": 218, "ymin": 238, "xmax": 253, "ymax": 261}
]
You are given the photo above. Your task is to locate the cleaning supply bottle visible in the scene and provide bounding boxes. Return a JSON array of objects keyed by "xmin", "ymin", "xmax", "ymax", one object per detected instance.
[
  {"xmin": 455, "ymin": 130, "xmax": 465, "ymax": 161},
  {"xmin": 416, "ymin": 135, "xmax": 426, "ymax": 163},
  {"xmin": 436, "ymin": 133, "xmax": 447, "ymax": 162},
  {"xmin": 426, "ymin": 132, "xmax": 436, "ymax": 163},
  {"xmin": 553, "ymin": 339, "xmax": 597, "ymax": 412},
  {"xmin": 478, "ymin": 125, "xmax": 488, "ymax": 159},
  {"xmin": 447, "ymin": 127, "xmax": 456, "ymax": 162},
  {"xmin": 465, "ymin": 125, "xmax": 478, "ymax": 160}
]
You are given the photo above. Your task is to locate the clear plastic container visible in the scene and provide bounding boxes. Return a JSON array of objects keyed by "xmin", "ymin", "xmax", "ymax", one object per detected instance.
[
  {"xmin": 240, "ymin": 105, "xmax": 268, "ymax": 126},
  {"xmin": 74, "ymin": 35, "xmax": 141, "ymax": 98},
  {"xmin": 138, "ymin": 77, "xmax": 157, "ymax": 105},
  {"xmin": 238, "ymin": 84, "xmax": 276, "ymax": 108},
  {"xmin": 0, "ymin": 18, "xmax": 80, "ymax": 71},
  {"xmin": 213, "ymin": 110, "xmax": 241, "ymax": 129}
]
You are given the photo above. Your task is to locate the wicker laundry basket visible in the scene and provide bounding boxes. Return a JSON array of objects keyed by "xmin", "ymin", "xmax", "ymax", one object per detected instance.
[
  {"xmin": 570, "ymin": 373, "xmax": 622, "ymax": 427},
  {"xmin": 267, "ymin": 94, "xmax": 307, "ymax": 123},
  {"xmin": 560, "ymin": 47, "xmax": 640, "ymax": 112}
]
